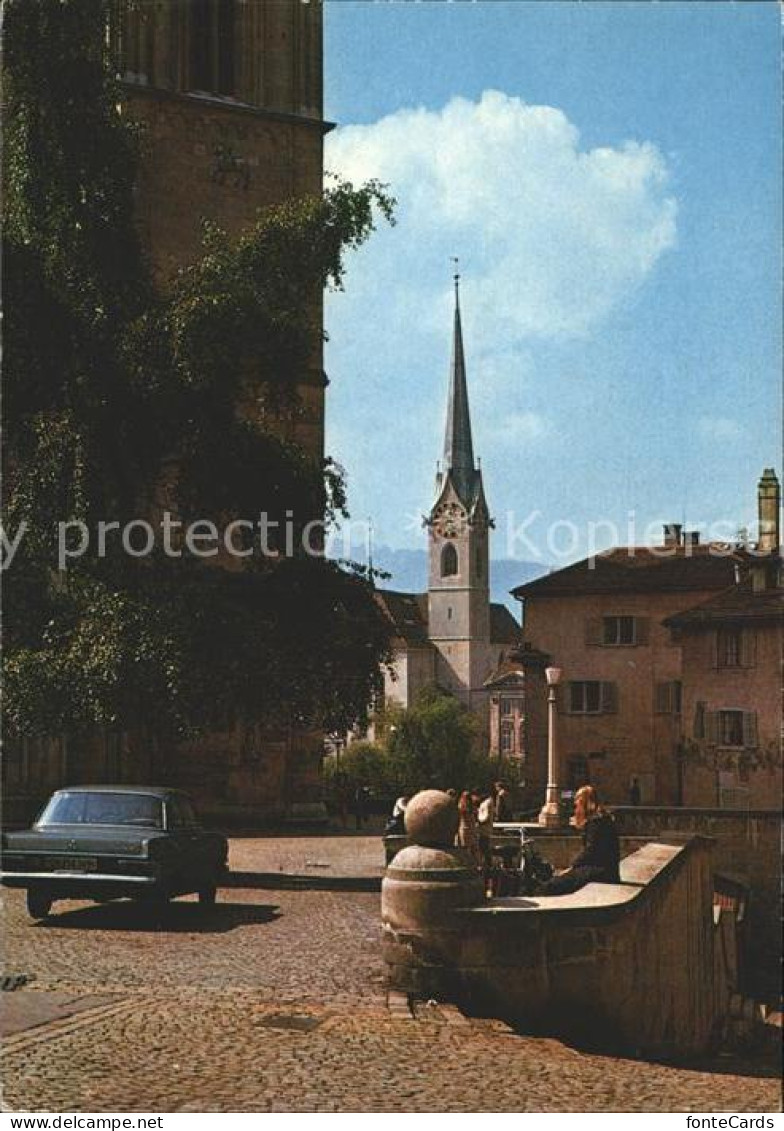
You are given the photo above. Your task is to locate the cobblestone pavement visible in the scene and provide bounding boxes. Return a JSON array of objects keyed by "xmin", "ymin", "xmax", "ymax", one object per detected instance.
[
  {"xmin": 227, "ymin": 833, "xmax": 384, "ymax": 878},
  {"xmin": 3, "ymin": 838, "xmax": 780, "ymax": 1113}
]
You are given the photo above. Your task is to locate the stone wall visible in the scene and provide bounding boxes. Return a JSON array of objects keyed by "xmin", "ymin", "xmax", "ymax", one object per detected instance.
[
  {"xmin": 613, "ymin": 806, "xmax": 781, "ymax": 1000},
  {"xmin": 383, "ymin": 833, "xmax": 721, "ymax": 1059},
  {"xmin": 2, "ymin": 726, "xmax": 324, "ymax": 830}
]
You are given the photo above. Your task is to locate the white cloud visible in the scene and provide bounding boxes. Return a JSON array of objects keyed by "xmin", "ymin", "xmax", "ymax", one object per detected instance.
[
  {"xmin": 326, "ymin": 90, "xmax": 677, "ymax": 343},
  {"xmin": 485, "ymin": 411, "xmax": 551, "ymax": 444},
  {"xmin": 324, "ymin": 91, "xmax": 678, "ymax": 550},
  {"xmin": 697, "ymin": 416, "xmax": 745, "ymax": 441}
]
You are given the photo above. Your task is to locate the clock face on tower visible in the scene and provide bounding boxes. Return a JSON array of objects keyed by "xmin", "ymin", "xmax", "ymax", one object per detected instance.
[{"xmin": 434, "ymin": 501, "xmax": 466, "ymax": 538}]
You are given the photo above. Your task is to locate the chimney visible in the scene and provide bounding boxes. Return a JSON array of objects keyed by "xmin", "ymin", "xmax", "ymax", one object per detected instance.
[
  {"xmin": 662, "ymin": 523, "xmax": 682, "ymax": 547},
  {"xmin": 757, "ymin": 468, "xmax": 781, "ymax": 553},
  {"xmin": 683, "ymin": 531, "xmax": 700, "ymax": 548}
]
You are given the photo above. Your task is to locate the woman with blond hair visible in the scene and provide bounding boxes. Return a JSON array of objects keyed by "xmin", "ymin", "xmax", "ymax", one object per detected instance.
[{"xmin": 539, "ymin": 784, "xmax": 620, "ymax": 895}]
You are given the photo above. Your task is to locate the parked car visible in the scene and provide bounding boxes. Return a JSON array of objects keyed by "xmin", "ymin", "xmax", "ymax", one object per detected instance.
[{"xmin": 1, "ymin": 786, "xmax": 228, "ymax": 920}]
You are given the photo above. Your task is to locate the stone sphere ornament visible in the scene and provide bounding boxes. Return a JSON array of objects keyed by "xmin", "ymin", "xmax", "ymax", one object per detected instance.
[{"xmin": 404, "ymin": 789, "xmax": 459, "ymax": 847}]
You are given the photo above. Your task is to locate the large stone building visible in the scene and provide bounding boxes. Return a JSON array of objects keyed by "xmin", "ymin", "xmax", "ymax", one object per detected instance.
[
  {"xmin": 4, "ymin": 0, "xmax": 329, "ymax": 824},
  {"xmin": 115, "ymin": 0, "xmax": 327, "ymax": 456},
  {"xmin": 374, "ymin": 280, "xmax": 519, "ymax": 735},
  {"xmin": 510, "ymin": 470, "xmax": 782, "ymax": 809}
]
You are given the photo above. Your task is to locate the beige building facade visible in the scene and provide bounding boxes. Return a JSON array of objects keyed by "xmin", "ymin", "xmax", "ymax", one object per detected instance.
[
  {"xmin": 511, "ymin": 470, "xmax": 782, "ymax": 810},
  {"xmin": 665, "ymin": 548, "xmax": 782, "ymax": 809}
]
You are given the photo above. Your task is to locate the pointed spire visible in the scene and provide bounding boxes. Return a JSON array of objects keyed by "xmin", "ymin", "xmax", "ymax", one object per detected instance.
[
  {"xmin": 367, "ymin": 516, "xmax": 375, "ymax": 589},
  {"xmin": 442, "ymin": 263, "xmax": 477, "ymax": 504}
]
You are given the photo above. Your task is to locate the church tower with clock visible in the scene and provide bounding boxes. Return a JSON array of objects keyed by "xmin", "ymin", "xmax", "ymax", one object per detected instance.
[
  {"xmin": 370, "ymin": 276, "xmax": 518, "ymax": 737},
  {"xmin": 426, "ymin": 277, "xmax": 493, "ymax": 707}
]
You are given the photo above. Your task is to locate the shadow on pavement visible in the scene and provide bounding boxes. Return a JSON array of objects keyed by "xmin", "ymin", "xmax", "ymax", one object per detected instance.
[
  {"xmin": 225, "ymin": 870, "xmax": 381, "ymax": 893},
  {"xmin": 505, "ymin": 1020, "xmax": 781, "ymax": 1079},
  {"xmin": 34, "ymin": 899, "xmax": 281, "ymax": 934}
]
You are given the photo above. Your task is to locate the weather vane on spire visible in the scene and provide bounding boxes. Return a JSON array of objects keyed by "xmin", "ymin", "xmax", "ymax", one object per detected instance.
[{"xmin": 451, "ymin": 256, "xmax": 460, "ymax": 290}]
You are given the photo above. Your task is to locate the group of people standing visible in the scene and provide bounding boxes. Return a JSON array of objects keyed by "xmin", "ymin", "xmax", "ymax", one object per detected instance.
[
  {"xmin": 453, "ymin": 782, "xmax": 511, "ymax": 869},
  {"xmin": 387, "ymin": 781, "xmax": 621, "ymax": 898},
  {"xmin": 453, "ymin": 782, "xmax": 621, "ymax": 896}
]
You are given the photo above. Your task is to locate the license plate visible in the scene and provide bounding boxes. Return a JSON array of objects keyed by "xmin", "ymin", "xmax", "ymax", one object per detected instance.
[{"xmin": 46, "ymin": 856, "xmax": 98, "ymax": 873}]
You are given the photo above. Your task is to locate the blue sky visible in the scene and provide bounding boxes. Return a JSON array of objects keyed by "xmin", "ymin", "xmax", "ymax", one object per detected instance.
[{"xmin": 322, "ymin": 1, "xmax": 781, "ymax": 568}]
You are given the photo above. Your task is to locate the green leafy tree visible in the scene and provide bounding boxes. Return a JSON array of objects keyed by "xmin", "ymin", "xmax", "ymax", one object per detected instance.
[
  {"xmin": 2, "ymin": 0, "xmax": 395, "ymax": 740},
  {"xmin": 324, "ymin": 740, "xmax": 398, "ymax": 796},
  {"xmin": 384, "ymin": 686, "xmax": 490, "ymax": 793}
]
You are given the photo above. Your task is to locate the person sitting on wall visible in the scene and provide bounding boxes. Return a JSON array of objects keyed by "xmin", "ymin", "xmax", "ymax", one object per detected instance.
[{"xmin": 538, "ymin": 785, "xmax": 620, "ymax": 895}]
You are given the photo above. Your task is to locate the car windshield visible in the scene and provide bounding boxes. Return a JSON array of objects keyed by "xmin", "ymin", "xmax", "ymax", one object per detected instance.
[{"xmin": 38, "ymin": 792, "xmax": 164, "ymax": 829}]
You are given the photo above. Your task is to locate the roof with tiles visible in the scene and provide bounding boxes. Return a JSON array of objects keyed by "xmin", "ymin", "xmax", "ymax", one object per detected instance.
[
  {"xmin": 512, "ymin": 544, "xmax": 740, "ymax": 600},
  {"xmin": 375, "ymin": 589, "xmax": 520, "ymax": 648},
  {"xmin": 664, "ymin": 581, "xmax": 784, "ymax": 627}
]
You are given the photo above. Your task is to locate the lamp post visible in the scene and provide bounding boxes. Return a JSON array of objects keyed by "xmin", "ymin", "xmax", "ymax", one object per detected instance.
[{"xmin": 538, "ymin": 666, "xmax": 563, "ymax": 828}]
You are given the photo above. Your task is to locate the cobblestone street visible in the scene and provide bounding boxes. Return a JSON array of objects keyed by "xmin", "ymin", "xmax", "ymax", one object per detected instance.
[{"xmin": 2, "ymin": 837, "xmax": 780, "ymax": 1113}]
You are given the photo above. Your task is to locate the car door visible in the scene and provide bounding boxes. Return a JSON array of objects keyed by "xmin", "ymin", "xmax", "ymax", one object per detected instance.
[{"xmin": 165, "ymin": 795, "xmax": 213, "ymax": 892}]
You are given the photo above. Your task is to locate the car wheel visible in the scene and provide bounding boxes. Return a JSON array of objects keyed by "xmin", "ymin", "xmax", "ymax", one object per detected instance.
[
  {"xmin": 27, "ymin": 891, "xmax": 53, "ymax": 920},
  {"xmin": 198, "ymin": 885, "xmax": 217, "ymax": 906}
]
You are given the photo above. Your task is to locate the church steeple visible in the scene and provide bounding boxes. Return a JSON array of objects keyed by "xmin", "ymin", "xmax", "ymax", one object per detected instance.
[
  {"xmin": 442, "ymin": 271, "xmax": 478, "ymax": 506},
  {"xmin": 427, "ymin": 268, "xmax": 492, "ymax": 708}
]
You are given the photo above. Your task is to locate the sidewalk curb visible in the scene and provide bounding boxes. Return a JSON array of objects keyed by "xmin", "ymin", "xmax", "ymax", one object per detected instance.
[{"xmin": 223, "ymin": 870, "xmax": 382, "ymax": 893}]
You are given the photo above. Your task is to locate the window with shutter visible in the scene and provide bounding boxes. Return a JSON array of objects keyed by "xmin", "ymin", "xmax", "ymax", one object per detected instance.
[
  {"xmin": 569, "ymin": 681, "xmax": 603, "ymax": 714},
  {"xmin": 602, "ymin": 616, "xmax": 636, "ymax": 646},
  {"xmin": 694, "ymin": 701, "xmax": 706, "ymax": 739},
  {"xmin": 739, "ymin": 631, "xmax": 757, "ymax": 668},
  {"xmin": 705, "ymin": 710, "xmax": 719, "ymax": 745},
  {"xmin": 742, "ymin": 711, "xmax": 759, "ymax": 749},
  {"xmin": 585, "ymin": 618, "xmax": 602, "ymax": 646},
  {"xmin": 655, "ymin": 681, "xmax": 682, "ymax": 715},
  {"xmin": 600, "ymin": 682, "xmax": 618, "ymax": 713},
  {"xmin": 655, "ymin": 682, "xmax": 671, "ymax": 714},
  {"xmin": 718, "ymin": 710, "xmax": 744, "ymax": 748},
  {"xmin": 717, "ymin": 628, "xmax": 741, "ymax": 668}
]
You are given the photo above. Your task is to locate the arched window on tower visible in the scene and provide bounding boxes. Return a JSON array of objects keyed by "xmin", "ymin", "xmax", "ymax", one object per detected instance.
[
  {"xmin": 189, "ymin": 0, "xmax": 236, "ymax": 95},
  {"xmin": 441, "ymin": 543, "xmax": 458, "ymax": 577}
]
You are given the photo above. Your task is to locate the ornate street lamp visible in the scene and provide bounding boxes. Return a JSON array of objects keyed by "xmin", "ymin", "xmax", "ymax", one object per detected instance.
[{"xmin": 538, "ymin": 666, "xmax": 564, "ymax": 828}]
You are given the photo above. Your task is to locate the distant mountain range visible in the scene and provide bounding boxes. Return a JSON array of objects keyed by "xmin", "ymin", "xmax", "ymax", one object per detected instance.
[{"xmin": 335, "ymin": 542, "xmax": 549, "ymax": 613}]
